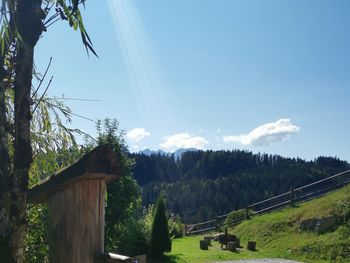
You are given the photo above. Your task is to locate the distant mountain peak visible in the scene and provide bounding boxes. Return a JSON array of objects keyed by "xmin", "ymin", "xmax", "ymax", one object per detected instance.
[{"xmin": 140, "ymin": 149, "xmax": 169, "ymax": 156}]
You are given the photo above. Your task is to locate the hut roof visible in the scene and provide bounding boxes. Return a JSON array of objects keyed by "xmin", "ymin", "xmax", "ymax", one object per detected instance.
[{"xmin": 28, "ymin": 145, "xmax": 122, "ymax": 204}]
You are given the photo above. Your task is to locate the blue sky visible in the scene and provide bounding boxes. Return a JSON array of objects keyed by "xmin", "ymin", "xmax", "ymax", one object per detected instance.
[{"xmin": 35, "ymin": 0, "xmax": 350, "ymax": 161}]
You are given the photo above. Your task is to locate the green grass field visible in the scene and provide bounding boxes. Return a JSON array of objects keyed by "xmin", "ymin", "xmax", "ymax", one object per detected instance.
[{"xmin": 151, "ymin": 184, "xmax": 350, "ymax": 263}]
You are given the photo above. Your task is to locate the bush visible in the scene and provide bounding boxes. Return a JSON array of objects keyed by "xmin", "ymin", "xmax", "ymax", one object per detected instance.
[
  {"xmin": 168, "ymin": 215, "xmax": 184, "ymax": 238},
  {"xmin": 25, "ymin": 205, "xmax": 49, "ymax": 263},
  {"xmin": 113, "ymin": 218, "xmax": 149, "ymax": 256},
  {"xmin": 336, "ymin": 199, "xmax": 350, "ymax": 223},
  {"xmin": 107, "ymin": 205, "xmax": 154, "ymax": 256},
  {"xmin": 149, "ymin": 195, "xmax": 172, "ymax": 259}
]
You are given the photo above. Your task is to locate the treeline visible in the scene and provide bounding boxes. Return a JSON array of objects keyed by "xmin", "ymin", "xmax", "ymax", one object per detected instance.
[{"xmin": 131, "ymin": 150, "xmax": 349, "ymax": 223}]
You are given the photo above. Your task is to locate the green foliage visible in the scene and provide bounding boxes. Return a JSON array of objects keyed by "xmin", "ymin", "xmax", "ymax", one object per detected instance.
[
  {"xmin": 111, "ymin": 218, "xmax": 149, "ymax": 256},
  {"xmin": 4, "ymin": 84, "xmax": 86, "ymax": 159},
  {"xmin": 337, "ymin": 223, "xmax": 350, "ymax": 238},
  {"xmin": 105, "ymin": 175, "xmax": 142, "ymax": 252},
  {"xmin": 149, "ymin": 195, "xmax": 172, "ymax": 259},
  {"xmin": 95, "ymin": 119, "xmax": 132, "ymax": 176},
  {"xmin": 54, "ymin": 0, "xmax": 98, "ymax": 56},
  {"xmin": 25, "ymin": 204, "xmax": 49, "ymax": 263},
  {"xmin": 104, "ymin": 204, "xmax": 154, "ymax": 257},
  {"xmin": 140, "ymin": 204, "xmax": 154, "ymax": 244},
  {"xmin": 168, "ymin": 215, "xmax": 184, "ymax": 238},
  {"xmin": 335, "ymin": 199, "xmax": 350, "ymax": 224},
  {"xmin": 87, "ymin": 118, "xmax": 142, "ymax": 252},
  {"xmin": 30, "ymin": 95, "xmax": 88, "ymax": 152}
]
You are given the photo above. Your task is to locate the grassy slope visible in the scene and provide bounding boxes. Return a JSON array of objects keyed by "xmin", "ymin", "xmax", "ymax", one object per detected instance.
[
  {"xmin": 157, "ymin": 184, "xmax": 350, "ymax": 263},
  {"xmin": 234, "ymin": 183, "xmax": 350, "ymax": 263}
]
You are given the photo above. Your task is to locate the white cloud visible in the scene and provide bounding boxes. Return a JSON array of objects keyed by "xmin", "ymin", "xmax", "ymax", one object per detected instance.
[
  {"xmin": 223, "ymin": 119, "xmax": 300, "ymax": 146},
  {"xmin": 126, "ymin": 128, "xmax": 150, "ymax": 142},
  {"xmin": 160, "ymin": 133, "xmax": 209, "ymax": 151}
]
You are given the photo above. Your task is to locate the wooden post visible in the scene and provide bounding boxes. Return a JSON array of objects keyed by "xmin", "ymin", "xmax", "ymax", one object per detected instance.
[
  {"xmin": 290, "ymin": 188, "xmax": 295, "ymax": 207},
  {"xmin": 245, "ymin": 207, "xmax": 250, "ymax": 220},
  {"xmin": 185, "ymin": 224, "xmax": 188, "ymax": 236},
  {"xmin": 236, "ymin": 237, "xmax": 240, "ymax": 248},
  {"xmin": 200, "ymin": 240, "xmax": 208, "ymax": 250},
  {"xmin": 247, "ymin": 241, "xmax": 256, "ymax": 251},
  {"xmin": 215, "ymin": 216, "xmax": 219, "ymax": 230},
  {"xmin": 28, "ymin": 146, "xmax": 121, "ymax": 263},
  {"xmin": 204, "ymin": 236, "xmax": 211, "ymax": 246}
]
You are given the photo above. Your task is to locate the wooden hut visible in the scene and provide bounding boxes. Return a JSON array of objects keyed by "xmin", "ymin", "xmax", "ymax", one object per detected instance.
[{"xmin": 28, "ymin": 145, "xmax": 122, "ymax": 263}]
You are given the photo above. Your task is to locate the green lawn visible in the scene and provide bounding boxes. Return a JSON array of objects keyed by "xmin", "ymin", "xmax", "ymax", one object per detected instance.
[
  {"xmin": 150, "ymin": 235, "xmax": 276, "ymax": 263},
  {"xmin": 151, "ymin": 184, "xmax": 350, "ymax": 263}
]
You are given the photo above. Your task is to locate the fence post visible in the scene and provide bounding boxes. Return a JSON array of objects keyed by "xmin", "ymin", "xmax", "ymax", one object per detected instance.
[
  {"xmin": 290, "ymin": 188, "xmax": 295, "ymax": 207},
  {"xmin": 184, "ymin": 224, "xmax": 188, "ymax": 236},
  {"xmin": 215, "ymin": 216, "xmax": 219, "ymax": 230},
  {"xmin": 245, "ymin": 207, "xmax": 250, "ymax": 220}
]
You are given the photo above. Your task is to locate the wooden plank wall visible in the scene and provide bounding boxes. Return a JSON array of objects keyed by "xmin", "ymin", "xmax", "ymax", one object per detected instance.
[{"xmin": 48, "ymin": 179, "xmax": 106, "ymax": 263}]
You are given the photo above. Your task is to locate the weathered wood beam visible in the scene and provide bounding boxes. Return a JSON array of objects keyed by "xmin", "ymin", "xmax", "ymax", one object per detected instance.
[{"xmin": 28, "ymin": 145, "xmax": 122, "ymax": 204}]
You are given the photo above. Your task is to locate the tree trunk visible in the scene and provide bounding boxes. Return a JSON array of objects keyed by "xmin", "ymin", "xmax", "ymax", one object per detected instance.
[
  {"xmin": 0, "ymin": 65, "xmax": 12, "ymax": 262},
  {"xmin": 1, "ymin": 0, "xmax": 43, "ymax": 262},
  {"xmin": 9, "ymin": 42, "xmax": 34, "ymax": 263},
  {"xmin": 0, "ymin": 9, "xmax": 15, "ymax": 263}
]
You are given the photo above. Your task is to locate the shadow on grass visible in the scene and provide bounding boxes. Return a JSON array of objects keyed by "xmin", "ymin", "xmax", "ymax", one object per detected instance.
[{"xmin": 148, "ymin": 254, "xmax": 185, "ymax": 263}]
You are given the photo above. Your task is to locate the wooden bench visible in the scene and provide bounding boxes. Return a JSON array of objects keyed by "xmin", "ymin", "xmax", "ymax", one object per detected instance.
[
  {"xmin": 218, "ymin": 228, "xmax": 237, "ymax": 249},
  {"xmin": 218, "ymin": 234, "xmax": 237, "ymax": 249}
]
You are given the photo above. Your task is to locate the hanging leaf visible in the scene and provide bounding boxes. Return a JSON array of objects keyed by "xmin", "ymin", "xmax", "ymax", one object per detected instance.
[
  {"xmin": 54, "ymin": 0, "xmax": 98, "ymax": 57},
  {"xmin": 72, "ymin": 0, "xmax": 79, "ymax": 13}
]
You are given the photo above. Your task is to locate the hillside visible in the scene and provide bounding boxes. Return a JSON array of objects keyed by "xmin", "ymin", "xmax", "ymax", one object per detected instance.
[
  {"xmin": 131, "ymin": 150, "xmax": 349, "ymax": 223},
  {"xmin": 233, "ymin": 182, "xmax": 350, "ymax": 262},
  {"xmin": 164, "ymin": 183, "xmax": 350, "ymax": 263}
]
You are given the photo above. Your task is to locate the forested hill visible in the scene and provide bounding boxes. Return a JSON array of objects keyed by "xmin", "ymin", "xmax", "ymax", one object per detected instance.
[{"xmin": 130, "ymin": 150, "xmax": 349, "ymax": 223}]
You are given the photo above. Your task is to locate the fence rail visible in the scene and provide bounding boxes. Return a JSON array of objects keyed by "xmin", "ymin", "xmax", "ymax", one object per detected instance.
[{"xmin": 185, "ymin": 169, "xmax": 350, "ymax": 235}]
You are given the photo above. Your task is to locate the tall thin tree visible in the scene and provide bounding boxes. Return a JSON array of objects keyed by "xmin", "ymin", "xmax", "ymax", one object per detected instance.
[{"xmin": 0, "ymin": 1, "xmax": 96, "ymax": 262}]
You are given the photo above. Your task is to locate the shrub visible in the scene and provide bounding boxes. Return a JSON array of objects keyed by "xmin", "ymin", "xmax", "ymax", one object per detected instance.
[
  {"xmin": 114, "ymin": 218, "xmax": 149, "ymax": 256},
  {"xmin": 168, "ymin": 215, "xmax": 184, "ymax": 238},
  {"xmin": 149, "ymin": 195, "xmax": 172, "ymax": 259}
]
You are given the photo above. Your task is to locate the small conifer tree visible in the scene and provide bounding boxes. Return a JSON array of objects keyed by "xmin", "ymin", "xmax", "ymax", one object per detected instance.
[{"xmin": 149, "ymin": 195, "xmax": 172, "ymax": 259}]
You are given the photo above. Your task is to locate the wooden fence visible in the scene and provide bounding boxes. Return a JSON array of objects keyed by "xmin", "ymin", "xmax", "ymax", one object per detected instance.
[{"xmin": 185, "ymin": 169, "xmax": 350, "ymax": 235}]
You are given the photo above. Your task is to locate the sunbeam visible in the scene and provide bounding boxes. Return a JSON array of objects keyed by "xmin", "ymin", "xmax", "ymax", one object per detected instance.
[{"xmin": 107, "ymin": 0, "xmax": 170, "ymax": 126}]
